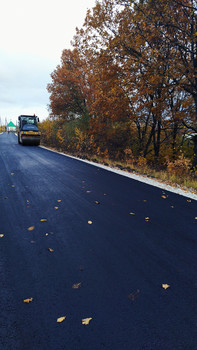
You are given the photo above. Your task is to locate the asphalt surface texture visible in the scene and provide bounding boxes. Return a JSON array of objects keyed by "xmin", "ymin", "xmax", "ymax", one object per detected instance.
[{"xmin": 0, "ymin": 132, "xmax": 197, "ymax": 350}]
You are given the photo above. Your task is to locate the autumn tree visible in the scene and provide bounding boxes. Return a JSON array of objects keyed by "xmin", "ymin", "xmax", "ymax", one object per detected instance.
[{"xmin": 47, "ymin": 48, "xmax": 90, "ymax": 128}]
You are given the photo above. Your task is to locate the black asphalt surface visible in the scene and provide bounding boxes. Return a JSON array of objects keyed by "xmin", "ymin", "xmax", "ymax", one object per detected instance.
[{"xmin": 0, "ymin": 132, "xmax": 197, "ymax": 350}]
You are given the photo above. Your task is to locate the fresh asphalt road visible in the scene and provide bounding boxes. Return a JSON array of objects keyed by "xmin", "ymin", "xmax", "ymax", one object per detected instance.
[{"xmin": 0, "ymin": 132, "xmax": 196, "ymax": 350}]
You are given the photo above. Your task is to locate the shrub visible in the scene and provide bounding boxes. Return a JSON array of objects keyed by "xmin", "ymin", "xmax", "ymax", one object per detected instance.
[{"xmin": 167, "ymin": 155, "xmax": 191, "ymax": 177}]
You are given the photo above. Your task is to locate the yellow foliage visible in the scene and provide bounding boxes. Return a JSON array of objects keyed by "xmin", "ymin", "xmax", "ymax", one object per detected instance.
[{"xmin": 57, "ymin": 128, "xmax": 64, "ymax": 144}]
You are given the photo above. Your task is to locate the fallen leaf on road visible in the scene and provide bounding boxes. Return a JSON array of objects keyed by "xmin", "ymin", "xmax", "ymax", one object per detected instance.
[
  {"xmin": 72, "ymin": 282, "xmax": 82, "ymax": 289},
  {"xmin": 195, "ymin": 217, "xmax": 197, "ymax": 220},
  {"xmin": 24, "ymin": 298, "xmax": 33, "ymax": 303},
  {"xmin": 57, "ymin": 316, "xmax": 66, "ymax": 323},
  {"xmin": 11, "ymin": 173, "xmax": 14, "ymax": 176},
  {"xmin": 57, "ymin": 200, "xmax": 62, "ymax": 202},
  {"xmin": 82, "ymin": 318, "xmax": 92, "ymax": 325},
  {"xmin": 45, "ymin": 233, "xmax": 49, "ymax": 236},
  {"xmin": 86, "ymin": 191, "xmax": 91, "ymax": 193},
  {"xmin": 0, "ymin": 234, "xmax": 4, "ymax": 238},
  {"xmin": 54, "ymin": 207, "xmax": 58, "ymax": 210},
  {"xmin": 48, "ymin": 248, "xmax": 54, "ymax": 252},
  {"xmin": 95, "ymin": 201, "xmax": 100, "ymax": 204},
  {"xmin": 129, "ymin": 212, "xmax": 135, "ymax": 215},
  {"xmin": 187, "ymin": 199, "xmax": 191, "ymax": 202},
  {"xmin": 28, "ymin": 226, "xmax": 35, "ymax": 231},
  {"xmin": 128, "ymin": 289, "xmax": 140, "ymax": 301},
  {"xmin": 40, "ymin": 219, "xmax": 47, "ymax": 222},
  {"xmin": 170, "ymin": 206, "xmax": 174, "ymax": 208},
  {"xmin": 145, "ymin": 217, "xmax": 150, "ymax": 222},
  {"xmin": 88, "ymin": 221, "xmax": 93, "ymax": 225},
  {"xmin": 162, "ymin": 195, "xmax": 167, "ymax": 199},
  {"xmin": 162, "ymin": 284, "xmax": 170, "ymax": 290}
]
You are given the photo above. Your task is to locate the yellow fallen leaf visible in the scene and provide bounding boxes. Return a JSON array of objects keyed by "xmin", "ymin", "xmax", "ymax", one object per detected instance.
[
  {"xmin": 57, "ymin": 316, "xmax": 66, "ymax": 323},
  {"xmin": 57, "ymin": 200, "xmax": 61, "ymax": 202},
  {"xmin": 82, "ymin": 318, "xmax": 92, "ymax": 325},
  {"xmin": 48, "ymin": 248, "xmax": 54, "ymax": 252},
  {"xmin": 161, "ymin": 195, "xmax": 167, "ymax": 199},
  {"xmin": 72, "ymin": 282, "xmax": 82, "ymax": 289},
  {"xmin": 40, "ymin": 219, "xmax": 47, "ymax": 222},
  {"xmin": 54, "ymin": 207, "xmax": 58, "ymax": 210},
  {"xmin": 45, "ymin": 233, "xmax": 49, "ymax": 236},
  {"xmin": 28, "ymin": 226, "xmax": 35, "ymax": 231},
  {"xmin": 95, "ymin": 201, "xmax": 100, "ymax": 204},
  {"xmin": 24, "ymin": 298, "xmax": 33, "ymax": 303},
  {"xmin": 195, "ymin": 217, "xmax": 197, "ymax": 220},
  {"xmin": 162, "ymin": 284, "xmax": 170, "ymax": 290},
  {"xmin": 86, "ymin": 191, "xmax": 91, "ymax": 193},
  {"xmin": 0, "ymin": 234, "xmax": 4, "ymax": 238},
  {"xmin": 27, "ymin": 200, "xmax": 30, "ymax": 203},
  {"xmin": 129, "ymin": 212, "xmax": 135, "ymax": 215},
  {"xmin": 88, "ymin": 221, "xmax": 93, "ymax": 225}
]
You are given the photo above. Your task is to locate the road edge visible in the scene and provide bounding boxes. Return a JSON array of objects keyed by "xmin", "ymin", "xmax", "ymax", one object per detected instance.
[{"xmin": 39, "ymin": 145, "xmax": 197, "ymax": 201}]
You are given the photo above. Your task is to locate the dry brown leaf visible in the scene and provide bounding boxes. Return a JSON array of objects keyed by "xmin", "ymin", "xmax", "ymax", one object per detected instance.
[
  {"xmin": 129, "ymin": 212, "xmax": 135, "ymax": 215},
  {"xmin": 40, "ymin": 219, "xmax": 47, "ymax": 222},
  {"xmin": 82, "ymin": 318, "xmax": 92, "ymax": 325},
  {"xmin": 57, "ymin": 316, "xmax": 66, "ymax": 323},
  {"xmin": 170, "ymin": 206, "xmax": 174, "ymax": 208},
  {"xmin": 72, "ymin": 282, "xmax": 82, "ymax": 289},
  {"xmin": 57, "ymin": 200, "xmax": 62, "ymax": 202},
  {"xmin": 128, "ymin": 289, "xmax": 140, "ymax": 301},
  {"xmin": 28, "ymin": 226, "xmax": 35, "ymax": 231},
  {"xmin": 187, "ymin": 199, "xmax": 191, "ymax": 202},
  {"xmin": 24, "ymin": 298, "xmax": 33, "ymax": 303},
  {"xmin": 162, "ymin": 284, "xmax": 170, "ymax": 290},
  {"xmin": 48, "ymin": 248, "xmax": 54, "ymax": 252}
]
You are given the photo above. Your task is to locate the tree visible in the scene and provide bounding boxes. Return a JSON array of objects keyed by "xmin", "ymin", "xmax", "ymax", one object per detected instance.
[{"xmin": 47, "ymin": 48, "xmax": 89, "ymax": 124}]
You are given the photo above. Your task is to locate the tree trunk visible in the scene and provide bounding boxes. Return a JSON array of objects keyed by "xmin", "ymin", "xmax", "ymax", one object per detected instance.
[{"xmin": 192, "ymin": 134, "xmax": 197, "ymax": 168}]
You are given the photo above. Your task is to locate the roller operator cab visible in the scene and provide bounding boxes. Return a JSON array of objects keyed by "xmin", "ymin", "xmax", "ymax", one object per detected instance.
[{"xmin": 18, "ymin": 115, "xmax": 41, "ymax": 146}]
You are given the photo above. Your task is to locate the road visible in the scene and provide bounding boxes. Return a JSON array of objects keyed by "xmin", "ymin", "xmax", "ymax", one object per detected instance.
[{"xmin": 0, "ymin": 132, "xmax": 197, "ymax": 350}]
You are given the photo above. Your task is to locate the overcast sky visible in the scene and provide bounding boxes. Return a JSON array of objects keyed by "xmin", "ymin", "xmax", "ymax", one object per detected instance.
[{"xmin": 0, "ymin": 0, "xmax": 96, "ymax": 125}]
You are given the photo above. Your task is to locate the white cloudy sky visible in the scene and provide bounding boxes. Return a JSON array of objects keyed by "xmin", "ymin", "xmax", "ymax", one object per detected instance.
[{"xmin": 0, "ymin": 0, "xmax": 96, "ymax": 125}]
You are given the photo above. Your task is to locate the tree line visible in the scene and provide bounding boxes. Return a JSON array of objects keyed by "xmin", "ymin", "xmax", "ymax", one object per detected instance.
[{"xmin": 42, "ymin": 0, "xmax": 197, "ymax": 170}]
